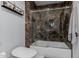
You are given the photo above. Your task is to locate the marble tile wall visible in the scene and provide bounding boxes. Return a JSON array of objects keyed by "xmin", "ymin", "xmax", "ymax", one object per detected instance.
[
  {"xmin": 25, "ymin": 1, "xmax": 72, "ymax": 47},
  {"xmin": 25, "ymin": 1, "xmax": 36, "ymax": 47},
  {"xmin": 32, "ymin": 8, "xmax": 71, "ymax": 42}
]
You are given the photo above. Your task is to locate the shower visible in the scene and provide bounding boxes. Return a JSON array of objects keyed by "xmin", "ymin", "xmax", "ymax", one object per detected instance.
[
  {"xmin": 31, "ymin": 7, "xmax": 72, "ymax": 45},
  {"xmin": 30, "ymin": 7, "xmax": 72, "ymax": 58}
]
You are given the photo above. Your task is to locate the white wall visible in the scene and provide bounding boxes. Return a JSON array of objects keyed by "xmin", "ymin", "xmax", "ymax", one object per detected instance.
[{"xmin": 0, "ymin": 1, "xmax": 25, "ymax": 57}]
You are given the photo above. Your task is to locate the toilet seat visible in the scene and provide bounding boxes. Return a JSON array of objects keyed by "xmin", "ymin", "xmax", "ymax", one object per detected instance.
[{"xmin": 12, "ymin": 47, "xmax": 37, "ymax": 58}]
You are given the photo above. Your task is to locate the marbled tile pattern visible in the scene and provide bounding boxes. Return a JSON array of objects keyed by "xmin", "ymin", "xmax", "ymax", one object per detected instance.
[
  {"xmin": 32, "ymin": 9, "xmax": 71, "ymax": 42},
  {"xmin": 25, "ymin": 2, "xmax": 35, "ymax": 47},
  {"xmin": 25, "ymin": 1, "xmax": 72, "ymax": 48}
]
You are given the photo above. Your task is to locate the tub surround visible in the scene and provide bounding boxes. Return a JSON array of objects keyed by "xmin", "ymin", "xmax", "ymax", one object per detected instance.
[
  {"xmin": 25, "ymin": 1, "xmax": 36, "ymax": 47},
  {"xmin": 25, "ymin": 1, "xmax": 72, "ymax": 47},
  {"xmin": 32, "ymin": 8, "xmax": 72, "ymax": 42}
]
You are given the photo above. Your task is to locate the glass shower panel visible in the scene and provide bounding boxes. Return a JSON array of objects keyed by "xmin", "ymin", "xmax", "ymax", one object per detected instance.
[
  {"xmin": 47, "ymin": 9, "xmax": 62, "ymax": 41},
  {"xmin": 32, "ymin": 11, "xmax": 48, "ymax": 42},
  {"xmin": 31, "ymin": 8, "xmax": 72, "ymax": 46}
]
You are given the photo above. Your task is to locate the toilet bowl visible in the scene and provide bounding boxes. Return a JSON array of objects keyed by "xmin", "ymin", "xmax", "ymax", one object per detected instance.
[{"xmin": 11, "ymin": 47, "xmax": 38, "ymax": 58}]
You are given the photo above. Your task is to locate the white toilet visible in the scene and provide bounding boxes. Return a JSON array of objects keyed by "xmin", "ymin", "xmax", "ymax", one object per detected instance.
[{"xmin": 11, "ymin": 47, "xmax": 44, "ymax": 58}]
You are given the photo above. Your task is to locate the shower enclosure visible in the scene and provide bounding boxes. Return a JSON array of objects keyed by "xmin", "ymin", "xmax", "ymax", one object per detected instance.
[
  {"xmin": 30, "ymin": 7, "xmax": 72, "ymax": 58},
  {"xmin": 31, "ymin": 7, "xmax": 72, "ymax": 46}
]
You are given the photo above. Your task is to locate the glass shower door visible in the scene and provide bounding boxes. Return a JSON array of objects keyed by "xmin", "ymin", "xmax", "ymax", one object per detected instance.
[
  {"xmin": 47, "ymin": 9, "xmax": 62, "ymax": 41},
  {"xmin": 32, "ymin": 11, "xmax": 48, "ymax": 42}
]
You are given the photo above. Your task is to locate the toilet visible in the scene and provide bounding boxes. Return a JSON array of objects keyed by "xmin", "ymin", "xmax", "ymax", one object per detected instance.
[{"xmin": 11, "ymin": 47, "xmax": 44, "ymax": 58}]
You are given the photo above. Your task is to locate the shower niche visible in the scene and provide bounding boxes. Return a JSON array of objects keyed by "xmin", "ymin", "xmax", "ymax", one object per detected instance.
[{"xmin": 31, "ymin": 8, "xmax": 72, "ymax": 45}]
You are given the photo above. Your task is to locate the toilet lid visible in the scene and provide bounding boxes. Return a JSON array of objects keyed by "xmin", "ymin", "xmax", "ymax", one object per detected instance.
[{"xmin": 12, "ymin": 47, "xmax": 37, "ymax": 58}]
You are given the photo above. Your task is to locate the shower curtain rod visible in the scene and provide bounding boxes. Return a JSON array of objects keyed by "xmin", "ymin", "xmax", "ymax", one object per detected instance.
[{"xmin": 31, "ymin": 6, "xmax": 71, "ymax": 12}]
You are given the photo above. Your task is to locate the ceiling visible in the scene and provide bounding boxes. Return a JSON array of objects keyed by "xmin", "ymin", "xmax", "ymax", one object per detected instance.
[{"xmin": 34, "ymin": 1, "xmax": 64, "ymax": 6}]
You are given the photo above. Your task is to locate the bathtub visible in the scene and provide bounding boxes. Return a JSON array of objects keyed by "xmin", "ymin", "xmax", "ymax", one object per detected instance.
[{"xmin": 30, "ymin": 40, "xmax": 71, "ymax": 58}]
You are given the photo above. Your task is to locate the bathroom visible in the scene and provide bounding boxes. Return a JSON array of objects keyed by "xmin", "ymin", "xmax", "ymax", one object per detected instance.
[{"xmin": 0, "ymin": 1, "xmax": 79, "ymax": 58}]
